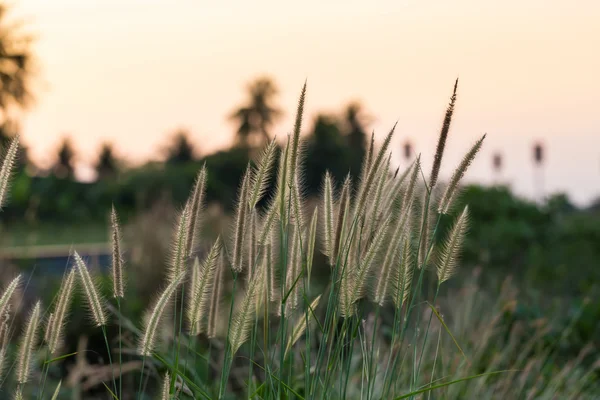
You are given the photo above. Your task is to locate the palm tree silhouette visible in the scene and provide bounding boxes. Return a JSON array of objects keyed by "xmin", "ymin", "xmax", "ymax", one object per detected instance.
[{"xmin": 230, "ymin": 77, "xmax": 282, "ymax": 147}]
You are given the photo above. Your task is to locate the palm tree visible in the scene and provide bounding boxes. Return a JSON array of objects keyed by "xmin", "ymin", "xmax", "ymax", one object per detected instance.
[
  {"xmin": 95, "ymin": 142, "xmax": 119, "ymax": 179},
  {"xmin": 54, "ymin": 137, "xmax": 75, "ymax": 178},
  {"xmin": 230, "ymin": 77, "xmax": 282, "ymax": 147},
  {"xmin": 165, "ymin": 129, "xmax": 195, "ymax": 165}
]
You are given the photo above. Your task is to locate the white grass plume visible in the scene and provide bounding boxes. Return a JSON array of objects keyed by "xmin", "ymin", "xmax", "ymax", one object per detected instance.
[
  {"xmin": 0, "ymin": 311, "xmax": 10, "ymax": 382},
  {"xmin": 249, "ymin": 139, "xmax": 277, "ymax": 209},
  {"xmin": 74, "ymin": 252, "xmax": 107, "ymax": 326},
  {"xmin": 366, "ymin": 154, "xmax": 391, "ymax": 239},
  {"xmin": 186, "ymin": 165, "xmax": 207, "ymax": 257},
  {"xmin": 359, "ymin": 131, "xmax": 375, "ymax": 189},
  {"xmin": 436, "ymin": 205, "xmax": 469, "ymax": 284},
  {"xmin": 392, "ymin": 237, "xmax": 414, "ymax": 309},
  {"xmin": 0, "ymin": 275, "xmax": 21, "ymax": 323},
  {"xmin": 232, "ymin": 167, "xmax": 252, "ymax": 273},
  {"xmin": 16, "ymin": 301, "xmax": 41, "ymax": 384},
  {"xmin": 187, "ymin": 238, "xmax": 221, "ymax": 335},
  {"xmin": 288, "ymin": 81, "xmax": 307, "ymax": 187},
  {"xmin": 47, "ymin": 269, "xmax": 76, "ymax": 354},
  {"xmin": 110, "ymin": 206, "xmax": 125, "ymax": 298},
  {"xmin": 373, "ymin": 223, "xmax": 407, "ymax": 306},
  {"xmin": 207, "ymin": 253, "xmax": 224, "ymax": 339},
  {"xmin": 346, "ymin": 217, "xmax": 390, "ymax": 315},
  {"xmin": 139, "ymin": 271, "xmax": 186, "ymax": 356},
  {"xmin": 333, "ymin": 175, "xmax": 351, "ymax": 265},
  {"xmin": 285, "ymin": 227, "xmax": 303, "ymax": 314},
  {"xmin": 291, "ymin": 176, "xmax": 305, "ymax": 229},
  {"xmin": 161, "ymin": 371, "xmax": 170, "ymax": 400},
  {"xmin": 229, "ymin": 255, "xmax": 266, "ymax": 356},
  {"xmin": 276, "ymin": 139, "xmax": 290, "ymax": 223},
  {"xmin": 284, "ymin": 294, "xmax": 322, "ymax": 357},
  {"xmin": 258, "ymin": 202, "xmax": 277, "ymax": 247},
  {"xmin": 354, "ymin": 123, "xmax": 396, "ymax": 219},
  {"xmin": 0, "ymin": 135, "xmax": 19, "ymax": 209},
  {"xmin": 430, "ymin": 78, "xmax": 458, "ymax": 189},
  {"xmin": 322, "ymin": 172, "xmax": 335, "ymax": 265},
  {"xmin": 248, "ymin": 210, "xmax": 258, "ymax": 279},
  {"xmin": 438, "ymin": 134, "xmax": 486, "ymax": 214},
  {"xmin": 306, "ymin": 206, "xmax": 318, "ymax": 287},
  {"xmin": 169, "ymin": 202, "xmax": 191, "ymax": 282}
]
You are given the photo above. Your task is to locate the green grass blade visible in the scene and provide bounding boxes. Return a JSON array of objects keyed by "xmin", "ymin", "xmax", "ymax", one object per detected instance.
[
  {"xmin": 426, "ymin": 301, "xmax": 468, "ymax": 363},
  {"xmin": 44, "ymin": 352, "xmax": 78, "ymax": 364},
  {"xmin": 393, "ymin": 370, "xmax": 519, "ymax": 399}
]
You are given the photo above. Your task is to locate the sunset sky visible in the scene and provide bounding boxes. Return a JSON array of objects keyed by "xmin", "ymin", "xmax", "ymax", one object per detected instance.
[{"xmin": 12, "ymin": 0, "xmax": 600, "ymax": 205}]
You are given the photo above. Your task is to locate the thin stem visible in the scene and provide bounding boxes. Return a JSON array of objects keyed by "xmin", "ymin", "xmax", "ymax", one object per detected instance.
[
  {"xmin": 101, "ymin": 325, "xmax": 118, "ymax": 397},
  {"xmin": 117, "ymin": 297, "xmax": 123, "ymax": 400},
  {"xmin": 137, "ymin": 355, "xmax": 146, "ymax": 400}
]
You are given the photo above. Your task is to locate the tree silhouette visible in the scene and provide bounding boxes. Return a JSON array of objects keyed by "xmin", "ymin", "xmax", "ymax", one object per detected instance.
[
  {"xmin": 165, "ymin": 129, "xmax": 195, "ymax": 165},
  {"xmin": 230, "ymin": 77, "xmax": 282, "ymax": 147},
  {"xmin": 0, "ymin": 4, "xmax": 35, "ymax": 121},
  {"xmin": 96, "ymin": 142, "xmax": 119, "ymax": 179},
  {"xmin": 54, "ymin": 137, "xmax": 75, "ymax": 178},
  {"xmin": 342, "ymin": 102, "xmax": 369, "ymax": 177},
  {"xmin": 304, "ymin": 114, "xmax": 351, "ymax": 196}
]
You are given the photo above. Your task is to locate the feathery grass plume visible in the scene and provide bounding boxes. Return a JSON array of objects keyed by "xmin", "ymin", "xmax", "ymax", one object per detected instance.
[
  {"xmin": 354, "ymin": 123, "xmax": 396, "ymax": 219},
  {"xmin": 346, "ymin": 217, "xmax": 390, "ymax": 315},
  {"xmin": 74, "ymin": 252, "xmax": 107, "ymax": 326},
  {"xmin": 187, "ymin": 238, "xmax": 221, "ymax": 335},
  {"xmin": 400, "ymin": 155, "xmax": 421, "ymax": 214},
  {"xmin": 291, "ymin": 177, "xmax": 305, "ymax": 229},
  {"xmin": 186, "ymin": 165, "xmax": 207, "ymax": 257},
  {"xmin": 266, "ymin": 241, "xmax": 277, "ymax": 304},
  {"xmin": 429, "ymin": 78, "xmax": 458, "ymax": 189},
  {"xmin": 47, "ymin": 269, "xmax": 76, "ymax": 354},
  {"xmin": 366, "ymin": 153, "xmax": 391, "ymax": 239},
  {"xmin": 285, "ymin": 227, "xmax": 303, "ymax": 313},
  {"xmin": 322, "ymin": 172, "xmax": 335, "ymax": 265},
  {"xmin": 380, "ymin": 160, "xmax": 415, "ymax": 215},
  {"xmin": 248, "ymin": 210, "xmax": 258, "ymax": 277},
  {"xmin": 284, "ymin": 294, "xmax": 322, "ymax": 357},
  {"xmin": 0, "ymin": 311, "xmax": 10, "ymax": 382},
  {"xmin": 44, "ymin": 313, "xmax": 54, "ymax": 344},
  {"xmin": 333, "ymin": 175, "xmax": 351, "ymax": 264},
  {"xmin": 288, "ymin": 81, "xmax": 307, "ymax": 187},
  {"xmin": 436, "ymin": 205, "xmax": 469, "ymax": 284},
  {"xmin": 110, "ymin": 206, "xmax": 125, "ymax": 298},
  {"xmin": 276, "ymin": 139, "xmax": 290, "ymax": 222},
  {"xmin": 169, "ymin": 202, "xmax": 191, "ymax": 282},
  {"xmin": 161, "ymin": 371, "xmax": 170, "ymax": 400},
  {"xmin": 372, "ymin": 223, "xmax": 406, "ymax": 306},
  {"xmin": 306, "ymin": 206, "xmax": 318, "ymax": 286},
  {"xmin": 229, "ymin": 255, "xmax": 266, "ymax": 356},
  {"xmin": 207, "ymin": 253, "xmax": 224, "ymax": 339},
  {"xmin": 232, "ymin": 167, "xmax": 252, "ymax": 273},
  {"xmin": 0, "ymin": 135, "xmax": 19, "ymax": 208},
  {"xmin": 249, "ymin": 139, "xmax": 277, "ymax": 209},
  {"xmin": 14, "ymin": 388, "xmax": 23, "ymax": 400},
  {"xmin": 438, "ymin": 134, "xmax": 486, "ymax": 214},
  {"xmin": 0, "ymin": 275, "xmax": 21, "ymax": 322},
  {"xmin": 258, "ymin": 203, "xmax": 277, "ymax": 247},
  {"xmin": 16, "ymin": 301, "xmax": 41, "ymax": 384},
  {"xmin": 418, "ymin": 189, "xmax": 432, "ymax": 268},
  {"xmin": 359, "ymin": 131, "xmax": 375, "ymax": 186},
  {"xmin": 139, "ymin": 271, "xmax": 186, "ymax": 356},
  {"xmin": 392, "ymin": 237, "xmax": 414, "ymax": 309}
]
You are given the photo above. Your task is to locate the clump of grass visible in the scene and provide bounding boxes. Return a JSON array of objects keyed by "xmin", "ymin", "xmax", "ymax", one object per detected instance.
[{"xmin": 2, "ymin": 81, "xmax": 593, "ymax": 400}]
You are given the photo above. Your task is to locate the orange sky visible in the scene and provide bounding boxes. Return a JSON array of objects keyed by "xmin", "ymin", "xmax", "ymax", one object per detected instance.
[{"xmin": 11, "ymin": 0, "xmax": 600, "ymax": 205}]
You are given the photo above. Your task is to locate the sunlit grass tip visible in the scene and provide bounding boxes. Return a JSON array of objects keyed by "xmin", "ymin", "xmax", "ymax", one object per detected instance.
[
  {"xmin": 74, "ymin": 251, "xmax": 107, "ymax": 327},
  {"xmin": 16, "ymin": 301, "xmax": 41, "ymax": 384}
]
